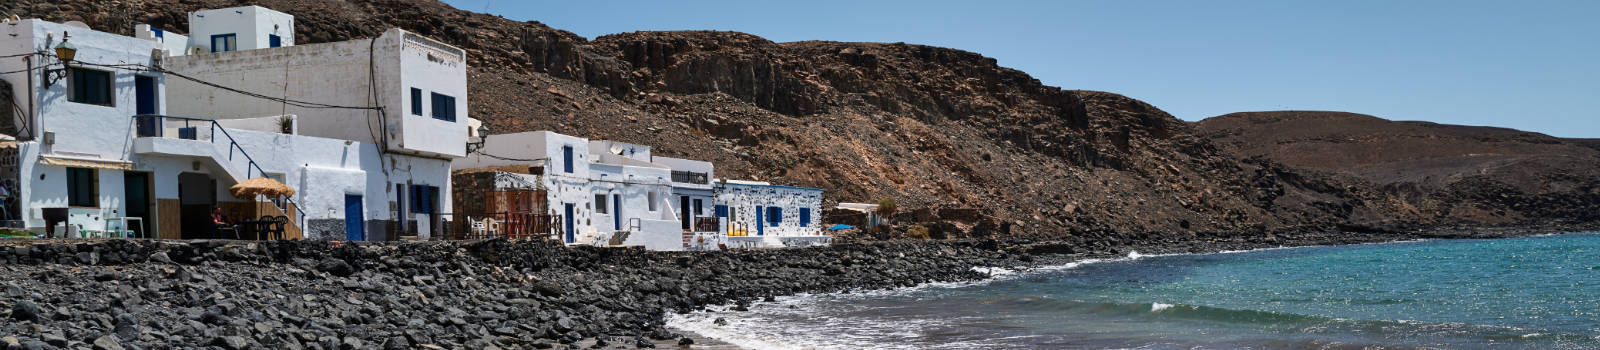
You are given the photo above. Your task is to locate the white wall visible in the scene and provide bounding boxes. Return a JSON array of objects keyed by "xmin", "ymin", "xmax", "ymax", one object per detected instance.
[
  {"xmin": 187, "ymin": 6, "xmax": 294, "ymax": 53},
  {"xmin": 163, "ymin": 29, "xmax": 467, "ymax": 158},
  {"xmin": 0, "ymin": 20, "xmax": 163, "ymax": 230},
  {"xmin": 716, "ymin": 183, "xmax": 825, "ymax": 238}
]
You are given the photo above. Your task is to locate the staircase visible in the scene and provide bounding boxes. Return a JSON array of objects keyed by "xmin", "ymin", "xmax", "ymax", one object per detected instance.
[{"xmin": 132, "ymin": 115, "xmax": 307, "ymax": 236}]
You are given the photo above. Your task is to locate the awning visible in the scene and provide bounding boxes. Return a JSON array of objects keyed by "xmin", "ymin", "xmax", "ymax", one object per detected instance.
[{"xmin": 38, "ymin": 155, "xmax": 134, "ymax": 170}]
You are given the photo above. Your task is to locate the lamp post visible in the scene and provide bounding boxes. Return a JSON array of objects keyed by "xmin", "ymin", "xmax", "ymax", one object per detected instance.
[
  {"xmin": 44, "ymin": 31, "xmax": 77, "ymax": 87},
  {"xmin": 467, "ymin": 125, "xmax": 490, "ymax": 155}
]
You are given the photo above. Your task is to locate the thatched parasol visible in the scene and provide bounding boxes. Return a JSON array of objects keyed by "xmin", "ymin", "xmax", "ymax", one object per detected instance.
[{"xmin": 229, "ymin": 177, "xmax": 296, "ymax": 198}]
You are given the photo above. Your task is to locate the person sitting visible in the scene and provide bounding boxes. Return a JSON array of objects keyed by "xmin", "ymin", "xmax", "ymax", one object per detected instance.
[{"xmin": 212, "ymin": 207, "xmax": 239, "ymax": 239}]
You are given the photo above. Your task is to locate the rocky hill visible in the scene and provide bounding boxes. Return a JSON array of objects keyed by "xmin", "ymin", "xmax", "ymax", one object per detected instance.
[
  {"xmin": 16, "ymin": 0, "xmax": 1590, "ymax": 239},
  {"xmin": 1197, "ymin": 111, "xmax": 1600, "ymax": 226}
]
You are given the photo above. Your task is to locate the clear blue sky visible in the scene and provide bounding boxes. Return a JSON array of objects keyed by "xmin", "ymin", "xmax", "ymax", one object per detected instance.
[{"xmin": 443, "ymin": 0, "xmax": 1600, "ymax": 138}]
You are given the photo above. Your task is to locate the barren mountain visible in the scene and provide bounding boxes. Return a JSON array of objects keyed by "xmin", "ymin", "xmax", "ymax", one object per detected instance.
[
  {"xmin": 21, "ymin": 0, "xmax": 1590, "ymax": 239},
  {"xmin": 1197, "ymin": 111, "xmax": 1600, "ymax": 226}
]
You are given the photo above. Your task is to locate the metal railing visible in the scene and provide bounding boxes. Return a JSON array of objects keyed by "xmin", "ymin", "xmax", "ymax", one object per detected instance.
[
  {"xmin": 693, "ymin": 217, "xmax": 719, "ymax": 232},
  {"xmin": 458, "ymin": 212, "xmax": 562, "ymax": 240},
  {"xmin": 671, "ymin": 170, "xmax": 709, "ymax": 185},
  {"xmin": 133, "ymin": 114, "xmax": 308, "ymax": 231}
]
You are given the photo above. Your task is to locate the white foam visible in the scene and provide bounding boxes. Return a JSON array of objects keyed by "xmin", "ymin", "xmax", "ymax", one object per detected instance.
[{"xmin": 1151, "ymin": 303, "xmax": 1174, "ymax": 312}]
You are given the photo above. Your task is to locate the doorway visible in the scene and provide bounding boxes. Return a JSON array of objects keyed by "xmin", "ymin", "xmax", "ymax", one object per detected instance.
[
  {"xmin": 564, "ymin": 203, "xmax": 575, "ymax": 243},
  {"xmin": 177, "ymin": 172, "xmax": 215, "ymax": 239},
  {"xmin": 344, "ymin": 194, "xmax": 364, "ymax": 241},
  {"xmin": 756, "ymin": 205, "xmax": 765, "ymax": 236},
  {"xmin": 679, "ymin": 195, "xmax": 691, "ymax": 230},
  {"xmin": 135, "ymin": 75, "xmax": 157, "ymax": 115},
  {"xmin": 123, "ymin": 172, "xmax": 152, "ymax": 237}
]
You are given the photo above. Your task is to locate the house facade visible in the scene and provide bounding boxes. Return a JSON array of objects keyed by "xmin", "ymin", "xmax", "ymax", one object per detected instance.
[
  {"xmin": 160, "ymin": 6, "xmax": 469, "ymax": 240},
  {"xmin": 453, "ymin": 130, "xmax": 827, "ymax": 250},
  {"xmin": 0, "ymin": 5, "xmax": 469, "ymax": 241}
]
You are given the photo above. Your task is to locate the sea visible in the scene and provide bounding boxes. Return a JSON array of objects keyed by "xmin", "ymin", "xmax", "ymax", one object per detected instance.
[{"xmin": 669, "ymin": 233, "xmax": 1600, "ymax": 349}]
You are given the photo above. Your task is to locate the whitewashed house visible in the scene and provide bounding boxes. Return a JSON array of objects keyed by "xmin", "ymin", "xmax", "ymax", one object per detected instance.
[
  {"xmin": 0, "ymin": 19, "xmax": 173, "ymax": 237},
  {"xmin": 159, "ymin": 5, "xmax": 470, "ymax": 241},
  {"xmin": 452, "ymin": 130, "xmax": 828, "ymax": 250},
  {"xmin": 453, "ymin": 131, "xmax": 683, "ymax": 250},
  {"xmin": 713, "ymin": 180, "xmax": 828, "ymax": 248}
]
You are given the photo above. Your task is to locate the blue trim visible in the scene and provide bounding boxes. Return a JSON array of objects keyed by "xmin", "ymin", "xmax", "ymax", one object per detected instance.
[
  {"xmin": 429, "ymin": 93, "xmax": 456, "ymax": 121},
  {"xmin": 209, "ymin": 33, "xmax": 236, "ymax": 53},
  {"xmin": 410, "ymin": 88, "xmax": 423, "ymax": 116},
  {"xmin": 562, "ymin": 146, "xmax": 574, "ymax": 173},
  {"xmin": 152, "ymin": 28, "xmax": 164, "ymax": 39}
]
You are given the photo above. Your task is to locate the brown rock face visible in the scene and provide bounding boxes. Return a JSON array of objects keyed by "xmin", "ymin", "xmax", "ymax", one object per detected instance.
[
  {"xmin": 1197, "ymin": 111, "xmax": 1600, "ymax": 226},
  {"xmin": 22, "ymin": 0, "xmax": 1586, "ymax": 239}
]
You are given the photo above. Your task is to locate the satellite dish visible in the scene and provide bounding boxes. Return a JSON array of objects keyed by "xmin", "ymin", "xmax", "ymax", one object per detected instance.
[
  {"xmin": 610, "ymin": 144, "xmax": 624, "ymax": 155},
  {"xmin": 63, "ymin": 21, "xmax": 90, "ymax": 29}
]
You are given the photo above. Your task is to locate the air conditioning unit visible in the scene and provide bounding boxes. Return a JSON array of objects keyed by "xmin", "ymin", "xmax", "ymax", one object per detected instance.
[{"xmin": 150, "ymin": 48, "xmax": 166, "ymax": 66}]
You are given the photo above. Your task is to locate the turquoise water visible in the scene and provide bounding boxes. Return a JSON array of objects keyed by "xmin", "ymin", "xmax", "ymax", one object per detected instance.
[{"xmin": 671, "ymin": 233, "xmax": 1600, "ymax": 349}]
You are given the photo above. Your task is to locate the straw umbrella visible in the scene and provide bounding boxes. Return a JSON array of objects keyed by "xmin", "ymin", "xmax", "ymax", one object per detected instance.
[{"xmin": 229, "ymin": 177, "xmax": 296, "ymax": 199}]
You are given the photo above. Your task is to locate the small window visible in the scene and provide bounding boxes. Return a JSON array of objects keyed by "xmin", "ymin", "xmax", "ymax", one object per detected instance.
[
  {"xmin": 767, "ymin": 207, "xmax": 783, "ymax": 227},
  {"xmin": 268, "ymin": 34, "xmax": 282, "ymax": 48},
  {"xmin": 430, "ymin": 92, "xmax": 456, "ymax": 121},
  {"xmin": 66, "ymin": 167, "xmax": 98, "ymax": 207},
  {"xmin": 800, "ymin": 208, "xmax": 812, "ymax": 227},
  {"xmin": 648, "ymin": 192, "xmax": 658, "ymax": 212},
  {"xmin": 693, "ymin": 199, "xmax": 704, "ymax": 215},
  {"xmin": 714, "ymin": 205, "xmax": 728, "ymax": 218},
  {"xmin": 561, "ymin": 146, "xmax": 574, "ymax": 173},
  {"xmin": 410, "ymin": 88, "xmax": 423, "ymax": 116},
  {"xmin": 67, "ymin": 68, "xmax": 114, "ymax": 106},
  {"xmin": 594, "ymin": 194, "xmax": 608, "ymax": 214},
  {"xmin": 210, "ymin": 34, "xmax": 237, "ymax": 52}
]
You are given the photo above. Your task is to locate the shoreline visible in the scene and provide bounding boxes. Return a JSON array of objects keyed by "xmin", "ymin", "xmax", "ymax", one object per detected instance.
[{"xmin": 0, "ymin": 225, "xmax": 1594, "ymax": 349}]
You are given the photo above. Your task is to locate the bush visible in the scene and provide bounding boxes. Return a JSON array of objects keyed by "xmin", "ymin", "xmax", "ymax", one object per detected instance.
[
  {"xmin": 906, "ymin": 225, "xmax": 930, "ymax": 240},
  {"xmin": 876, "ymin": 198, "xmax": 898, "ymax": 217}
]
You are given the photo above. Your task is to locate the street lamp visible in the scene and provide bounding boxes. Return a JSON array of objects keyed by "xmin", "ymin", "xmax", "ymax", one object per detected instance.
[
  {"xmin": 44, "ymin": 31, "xmax": 77, "ymax": 87},
  {"xmin": 467, "ymin": 124, "xmax": 490, "ymax": 155}
]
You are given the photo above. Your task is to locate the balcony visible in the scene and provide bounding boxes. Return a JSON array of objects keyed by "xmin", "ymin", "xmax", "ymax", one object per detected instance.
[{"xmin": 670, "ymin": 170, "xmax": 709, "ymax": 185}]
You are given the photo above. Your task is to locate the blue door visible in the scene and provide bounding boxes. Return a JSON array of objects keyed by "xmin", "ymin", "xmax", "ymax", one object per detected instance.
[
  {"xmin": 344, "ymin": 195, "xmax": 364, "ymax": 241},
  {"xmin": 755, "ymin": 206, "xmax": 764, "ymax": 236},
  {"xmin": 135, "ymin": 76, "xmax": 157, "ymax": 115},
  {"xmin": 564, "ymin": 203, "xmax": 576, "ymax": 243},
  {"xmin": 612, "ymin": 194, "xmax": 621, "ymax": 231}
]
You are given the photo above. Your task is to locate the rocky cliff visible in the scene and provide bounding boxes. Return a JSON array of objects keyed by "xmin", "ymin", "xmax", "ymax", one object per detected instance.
[
  {"xmin": 1197, "ymin": 111, "xmax": 1600, "ymax": 226},
  {"xmin": 15, "ymin": 0, "xmax": 1587, "ymax": 239}
]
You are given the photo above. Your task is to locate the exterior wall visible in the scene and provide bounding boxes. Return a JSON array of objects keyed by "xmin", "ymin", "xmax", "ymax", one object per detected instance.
[
  {"xmin": 588, "ymin": 140, "xmax": 651, "ymax": 162},
  {"xmin": 163, "ymin": 29, "xmax": 467, "ymax": 158},
  {"xmin": 716, "ymin": 183, "xmax": 825, "ymax": 238},
  {"xmin": 133, "ymin": 24, "xmax": 189, "ymax": 55},
  {"xmin": 186, "ymin": 6, "xmax": 294, "ymax": 53},
  {"xmin": 0, "ymin": 20, "xmax": 164, "ymax": 231}
]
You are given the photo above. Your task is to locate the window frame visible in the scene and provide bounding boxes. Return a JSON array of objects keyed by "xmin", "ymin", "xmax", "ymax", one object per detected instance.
[
  {"xmin": 800, "ymin": 208, "xmax": 812, "ymax": 227},
  {"xmin": 767, "ymin": 207, "xmax": 783, "ymax": 227},
  {"xmin": 693, "ymin": 199, "xmax": 704, "ymax": 215},
  {"xmin": 268, "ymin": 34, "xmax": 282, "ymax": 48},
  {"xmin": 410, "ymin": 88, "xmax": 423, "ymax": 116},
  {"xmin": 594, "ymin": 194, "xmax": 609, "ymax": 214},
  {"xmin": 66, "ymin": 67, "xmax": 115, "ymax": 107},
  {"xmin": 561, "ymin": 146, "xmax": 574, "ymax": 173},
  {"xmin": 210, "ymin": 33, "xmax": 237, "ymax": 53},
  {"xmin": 647, "ymin": 192, "xmax": 658, "ymax": 212},
  {"xmin": 429, "ymin": 92, "xmax": 456, "ymax": 122},
  {"xmin": 66, "ymin": 167, "xmax": 98, "ymax": 207}
]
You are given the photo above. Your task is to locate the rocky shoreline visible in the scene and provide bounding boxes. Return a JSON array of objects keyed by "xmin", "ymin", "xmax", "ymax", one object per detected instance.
[{"xmin": 1, "ymin": 225, "xmax": 1595, "ymax": 350}]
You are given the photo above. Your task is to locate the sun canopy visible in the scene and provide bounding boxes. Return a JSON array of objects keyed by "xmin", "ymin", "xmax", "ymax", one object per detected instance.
[{"xmin": 229, "ymin": 177, "xmax": 295, "ymax": 198}]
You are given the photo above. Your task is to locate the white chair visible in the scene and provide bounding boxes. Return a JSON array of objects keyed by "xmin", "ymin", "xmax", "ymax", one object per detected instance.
[
  {"xmin": 485, "ymin": 219, "xmax": 500, "ymax": 238},
  {"xmin": 469, "ymin": 217, "xmax": 487, "ymax": 238}
]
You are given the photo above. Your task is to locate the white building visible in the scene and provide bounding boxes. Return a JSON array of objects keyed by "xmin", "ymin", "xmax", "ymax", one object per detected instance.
[
  {"xmin": 713, "ymin": 180, "xmax": 828, "ymax": 248},
  {"xmin": 453, "ymin": 130, "xmax": 827, "ymax": 250},
  {"xmin": 158, "ymin": 6, "xmax": 470, "ymax": 241},
  {"xmin": 0, "ymin": 19, "xmax": 174, "ymax": 237},
  {"xmin": 454, "ymin": 131, "xmax": 683, "ymax": 250},
  {"xmin": 0, "ymin": 6, "xmax": 469, "ymax": 241}
]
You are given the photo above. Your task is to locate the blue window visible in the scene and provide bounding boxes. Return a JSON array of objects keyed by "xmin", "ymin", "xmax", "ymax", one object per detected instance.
[
  {"xmin": 210, "ymin": 34, "xmax": 236, "ymax": 52},
  {"xmin": 800, "ymin": 208, "xmax": 812, "ymax": 227},
  {"xmin": 268, "ymin": 34, "xmax": 282, "ymax": 48},
  {"xmin": 430, "ymin": 93, "xmax": 456, "ymax": 121},
  {"xmin": 767, "ymin": 207, "xmax": 783, "ymax": 227},
  {"xmin": 562, "ymin": 146, "xmax": 574, "ymax": 173},
  {"xmin": 714, "ymin": 205, "xmax": 729, "ymax": 217},
  {"xmin": 410, "ymin": 88, "xmax": 423, "ymax": 115}
]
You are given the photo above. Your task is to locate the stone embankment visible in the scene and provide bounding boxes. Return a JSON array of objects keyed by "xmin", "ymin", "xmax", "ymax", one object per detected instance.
[
  {"xmin": 0, "ymin": 223, "xmax": 1585, "ymax": 349},
  {"xmin": 0, "ymin": 239, "xmax": 1027, "ymax": 349}
]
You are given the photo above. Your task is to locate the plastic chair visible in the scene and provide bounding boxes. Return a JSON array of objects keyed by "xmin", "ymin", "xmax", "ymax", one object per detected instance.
[
  {"xmin": 271, "ymin": 216, "xmax": 289, "ymax": 240},
  {"xmin": 486, "ymin": 219, "xmax": 500, "ymax": 239},
  {"xmin": 469, "ymin": 217, "xmax": 486, "ymax": 239}
]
